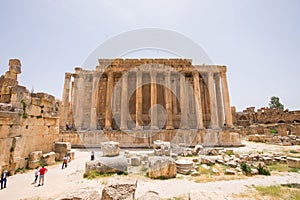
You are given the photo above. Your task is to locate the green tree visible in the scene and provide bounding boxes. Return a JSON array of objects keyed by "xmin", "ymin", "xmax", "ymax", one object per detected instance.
[{"xmin": 269, "ymin": 96, "xmax": 284, "ymax": 110}]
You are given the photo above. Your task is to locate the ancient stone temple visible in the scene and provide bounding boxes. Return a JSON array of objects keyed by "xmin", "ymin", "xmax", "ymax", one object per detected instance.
[{"xmin": 60, "ymin": 58, "xmax": 241, "ymax": 147}]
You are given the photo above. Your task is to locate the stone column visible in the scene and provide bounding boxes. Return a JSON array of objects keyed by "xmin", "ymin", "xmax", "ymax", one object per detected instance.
[
  {"xmin": 60, "ymin": 73, "xmax": 72, "ymax": 129},
  {"xmin": 208, "ymin": 72, "xmax": 219, "ymax": 129},
  {"xmin": 68, "ymin": 80, "xmax": 75, "ymax": 123},
  {"xmin": 75, "ymin": 73, "xmax": 84, "ymax": 130},
  {"xmin": 135, "ymin": 70, "xmax": 143, "ymax": 129},
  {"xmin": 171, "ymin": 75, "xmax": 178, "ymax": 114},
  {"xmin": 150, "ymin": 71, "xmax": 159, "ymax": 129},
  {"xmin": 120, "ymin": 73, "xmax": 128, "ymax": 130},
  {"xmin": 165, "ymin": 71, "xmax": 174, "ymax": 130},
  {"xmin": 215, "ymin": 73, "xmax": 224, "ymax": 127},
  {"xmin": 180, "ymin": 73, "xmax": 188, "ymax": 129},
  {"xmin": 193, "ymin": 71, "xmax": 204, "ymax": 129},
  {"xmin": 104, "ymin": 71, "xmax": 113, "ymax": 130},
  {"xmin": 221, "ymin": 71, "xmax": 233, "ymax": 127},
  {"xmin": 90, "ymin": 73, "xmax": 99, "ymax": 130}
]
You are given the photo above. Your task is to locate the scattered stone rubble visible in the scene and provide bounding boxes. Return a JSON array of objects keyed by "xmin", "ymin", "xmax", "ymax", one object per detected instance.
[
  {"xmin": 101, "ymin": 179, "xmax": 137, "ymax": 200},
  {"xmin": 248, "ymin": 134, "xmax": 300, "ymax": 146},
  {"xmin": 85, "ymin": 141, "xmax": 128, "ymax": 175},
  {"xmin": 27, "ymin": 142, "xmax": 74, "ymax": 169}
]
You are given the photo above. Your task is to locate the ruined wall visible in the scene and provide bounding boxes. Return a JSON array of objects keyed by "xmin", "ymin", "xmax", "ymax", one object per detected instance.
[
  {"xmin": 233, "ymin": 106, "xmax": 300, "ymax": 126},
  {"xmin": 232, "ymin": 106, "xmax": 300, "ymax": 145},
  {"xmin": 0, "ymin": 59, "xmax": 60, "ymax": 174}
]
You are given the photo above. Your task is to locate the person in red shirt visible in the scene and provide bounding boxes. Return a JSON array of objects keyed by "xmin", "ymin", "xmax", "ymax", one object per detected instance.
[{"xmin": 38, "ymin": 166, "xmax": 48, "ymax": 186}]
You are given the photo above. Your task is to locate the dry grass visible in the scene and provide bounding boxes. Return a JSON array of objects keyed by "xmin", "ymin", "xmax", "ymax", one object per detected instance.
[{"xmin": 232, "ymin": 184, "xmax": 300, "ymax": 200}]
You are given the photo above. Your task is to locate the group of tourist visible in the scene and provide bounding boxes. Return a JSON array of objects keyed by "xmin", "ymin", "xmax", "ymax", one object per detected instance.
[
  {"xmin": 1, "ymin": 154, "xmax": 73, "ymax": 190},
  {"xmin": 1, "ymin": 166, "xmax": 48, "ymax": 190},
  {"xmin": 33, "ymin": 166, "xmax": 48, "ymax": 186}
]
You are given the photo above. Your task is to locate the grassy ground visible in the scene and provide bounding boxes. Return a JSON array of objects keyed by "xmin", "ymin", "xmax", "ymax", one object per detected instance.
[{"xmin": 232, "ymin": 184, "xmax": 300, "ymax": 200}]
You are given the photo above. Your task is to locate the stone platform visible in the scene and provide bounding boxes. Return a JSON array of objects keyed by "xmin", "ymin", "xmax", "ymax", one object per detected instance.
[{"xmin": 59, "ymin": 129, "xmax": 242, "ymax": 148}]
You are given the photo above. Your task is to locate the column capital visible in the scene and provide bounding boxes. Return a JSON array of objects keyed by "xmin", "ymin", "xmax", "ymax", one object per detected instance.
[
  {"xmin": 65, "ymin": 72, "xmax": 72, "ymax": 79},
  {"xmin": 192, "ymin": 71, "xmax": 200, "ymax": 77}
]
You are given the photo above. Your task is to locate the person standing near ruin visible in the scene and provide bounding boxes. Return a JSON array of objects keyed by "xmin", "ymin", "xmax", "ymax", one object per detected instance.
[
  {"xmin": 38, "ymin": 166, "xmax": 47, "ymax": 186},
  {"xmin": 33, "ymin": 167, "xmax": 39, "ymax": 184},
  {"xmin": 62, "ymin": 155, "xmax": 68, "ymax": 169},
  {"xmin": 1, "ymin": 169, "xmax": 8, "ymax": 189},
  {"xmin": 91, "ymin": 151, "xmax": 95, "ymax": 160}
]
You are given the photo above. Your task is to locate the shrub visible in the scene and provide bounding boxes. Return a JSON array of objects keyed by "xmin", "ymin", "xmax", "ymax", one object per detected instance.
[
  {"xmin": 257, "ymin": 164, "xmax": 270, "ymax": 176},
  {"xmin": 270, "ymin": 129, "xmax": 277, "ymax": 134},
  {"xmin": 240, "ymin": 162, "xmax": 251, "ymax": 175}
]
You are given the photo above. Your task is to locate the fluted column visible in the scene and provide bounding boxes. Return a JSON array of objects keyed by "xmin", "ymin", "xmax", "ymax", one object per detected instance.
[
  {"xmin": 68, "ymin": 81, "xmax": 75, "ymax": 123},
  {"xmin": 104, "ymin": 71, "xmax": 113, "ymax": 130},
  {"xmin": 135, "ymin": 70, "xmax": 143, "ymax": 129},
  {"xmin": 165, "ymin": 71, "xmax": 174, "ymax": 130},
  {"xmin": 150, "ymin": 71, "xmax": 158, "ymax": 129},
  {"xmin": 75, "ymin": 73, "xmax": 84, "ymax": 130},
  {"xmin": 221, "ymin": 71, "xmax": 233, "ymax": 127},
  {"xmin": 90, "ymin": 73, "xmax": 99, "ymax": 130},
  {"xmin": 120, "ymin": 73, "xmax": 128, "ymax": 130},
  {"xmin": 193, "ymin": 71, "xmax": 204, "ymax": 129},
  {"xmin": 60, "ymin": 73, "xmax": 71, "ymax": 129},
  {"xmin": 171, "ymin": 76, "xmax": 178, "ymax": 114},
  {"xmin": 215, "ymin": 73, "xmax": 224, "ymax": 127},
  {"xmin": 208, "ymin": 72, "xmax": 219, "ymax": 129},
  {"xmin": 180, "ymin": 73, "xmax": 188, "ymax": 129}
]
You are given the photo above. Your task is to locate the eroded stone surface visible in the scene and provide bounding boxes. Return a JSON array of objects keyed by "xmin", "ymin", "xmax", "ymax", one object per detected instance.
[
  {"xmin": 101, "ymin": 141, "xmax": 120, "ymax": 157},
  {"xmin": 148, "ymin": 156, "xmax": 176, "ymax": 179}
]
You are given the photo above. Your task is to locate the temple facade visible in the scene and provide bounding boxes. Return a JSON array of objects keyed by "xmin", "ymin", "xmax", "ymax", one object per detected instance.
[{"xmin": 60, "ymin": 58, "xmax": 233, "ymax": 132}]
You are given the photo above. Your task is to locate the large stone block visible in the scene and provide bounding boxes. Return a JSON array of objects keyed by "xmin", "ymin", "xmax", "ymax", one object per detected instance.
[
  {"xmin": 54, "ymin": 142, "xmax": 71, "ymax": 160},
  {"xmin": 101, "ymin": 141, "xmax": 120, "ymax": 157},
  {"xmin": 153, "ymin": 140, "xmax": 171, "ymax": 156},
  {"xmin": 29, "ymin": 151, "xmax": 43, "ymax": 161},
  {"xmin": 287, "ymin": 157, "xmax": 300, "ymax": 168},
  {"xmin": 101, "ymin": 179, "xmax": 137, "ymax": 200},
  {"xmin": 148, "ymin": 156, "xmax": 176, "ymax": 179},
  {"xmin": 85, "ymin": 156, "xmax": 128, "ymax": 174},
  {"xmin": 54, "ymin": 142, "xmax": 71, "ymax": 153},
  {"xmin": 41, "ymin": 152, "xmax": 56, "ymax": 166},
  {"xmin": 28, "ymin": 160, "xmax": 39, "ymax": 169}
]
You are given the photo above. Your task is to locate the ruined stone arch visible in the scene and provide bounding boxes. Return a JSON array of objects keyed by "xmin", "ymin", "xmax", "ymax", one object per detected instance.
[{"xmin": 239, "ymin": 116, "xmax": 247, "ymax": 121}]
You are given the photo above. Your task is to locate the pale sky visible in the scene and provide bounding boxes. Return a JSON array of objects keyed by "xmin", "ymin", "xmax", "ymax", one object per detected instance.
[{"xmin": 1, "ymin": 0, "xmax": 299, "ymax": 111}]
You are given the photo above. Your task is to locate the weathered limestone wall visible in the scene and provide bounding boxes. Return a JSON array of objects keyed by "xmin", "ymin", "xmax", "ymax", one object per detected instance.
[
  {"xmin": 233, "ymin": 106, "xmax": 300, "ymax": 125},
  {"xmin": 232, "ymin": 106, "xmax": 300, "ymax": 137},
  {"xmin": 59, "ymin": 129, "xmax": 242, "ymax": 148},
  {"xmin": 0, "ymin": 59, "xmax": 60, "ymax": 174}
]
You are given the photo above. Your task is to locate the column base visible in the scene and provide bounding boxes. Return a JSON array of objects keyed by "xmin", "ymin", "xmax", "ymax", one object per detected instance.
[
  {"xmin": 120, "ymin": 126, "xmax": 128, "ymax": 131},
  {"xmin": 166, "ymin": 125, "xmax": 174, "ymax": 130},
  {"xmin": 210, "ymin": 125, "xmax": 220, "ymax": 130},
  {"xmin": 135, "ymin": 126, "xmax": 143, "ymax": 130},
  {"xmin": 196, "ymin": 126, "xmax": 205, "ymax": 130},
  {"xmin": 180, "ymin": 126, "xmax": 189, "ymax": 130},
  {"xmin": 104, "ymin": 126, "xmax": 112, "ymax": 131},
  {"xmin": 150, "ymin": 126, "xmax": 159, "ymax": 130}
]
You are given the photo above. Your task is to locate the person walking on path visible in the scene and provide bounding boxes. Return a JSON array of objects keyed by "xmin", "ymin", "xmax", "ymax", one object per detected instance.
[
  {"xmin": 91, "ymin": 151, "xmax": 95, "ymax": 161},
  {"xmin": 38, "ymin": 166, "xmax": 47, "ymax": 186},
  {"xmin": 62, "ymin": 155, "xmax": 68, "ymax": 169},
  {"xmin": 33, "ymin": 167, "xmax": 39, "ymax": 184},
  {"xmin": 1, "ymin": 169, "xmax": 8, "ymax": 189}
]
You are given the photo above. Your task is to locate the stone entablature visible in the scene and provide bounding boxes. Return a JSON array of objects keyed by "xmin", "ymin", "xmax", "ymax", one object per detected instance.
[{"xmin": 60, "ymin": 58, "xmax": 233, "ymax": 132}]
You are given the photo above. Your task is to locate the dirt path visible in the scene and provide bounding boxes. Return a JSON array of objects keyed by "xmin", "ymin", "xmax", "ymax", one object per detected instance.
[{"xmin": 0, "ymin": 142, "xmax": 299, "ymax": 200}]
